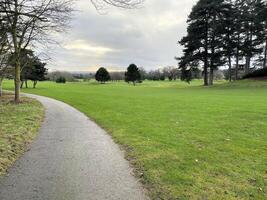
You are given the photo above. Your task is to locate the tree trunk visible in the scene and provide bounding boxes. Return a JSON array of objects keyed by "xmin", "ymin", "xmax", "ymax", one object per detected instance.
[
  {"xmin": 13, "ymin": 0, "xmax": 20, "ymax": 103},
  {"xmin": 33, "ymin": 81, "xmax": 37, "ymax": 88},
  {"xmin": 235, "ymin": 52, "xmax": 239, "ymax": 80},
  {"xmin": 0, "ymin": 78, "xmax": 3, "ymax": 97},
  {"xmin": 20, "ymin": 81, "xmax": 24, "ymax": 89},
  {"xmin": 264, "ymin": 40, "xmax": 267, "ymax": 68},
  {"xmin": 209, "ymin": 68, "xmax": 214, "ymax": 86},
  {"xmin": 228, "ymin": 56, "xmax": 232, "ymax": 82},
  {"xmin": 235, "ymin": 34, "xmax": 240, "ymax": 81},
  {"xmin": 14, "ymin": 61, "xmax": 21, "ymax": 103},
  {"xmin": 203, "ymin": 19, "xmax": 209, "ymax": 86},
  {"xmin": 245, "ymin": 56, "xmax": 251, "ymax": 74}
]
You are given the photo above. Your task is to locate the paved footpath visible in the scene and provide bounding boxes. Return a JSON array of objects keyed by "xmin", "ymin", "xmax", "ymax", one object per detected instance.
[{"xmin": 0, "ymin": 94, "xmax": 147, "ymax": 200}]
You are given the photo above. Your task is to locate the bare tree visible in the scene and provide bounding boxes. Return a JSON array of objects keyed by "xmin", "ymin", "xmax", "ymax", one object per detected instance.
[
  {"xmin": 0, "ymin": 0, "xmax": 144, "ymax": 103},
  {"xmin": 0, "ymin": 19, "xmax": 10, "ymax": 97},
  {"xmin": 90, "ymin": 0, "xmax": 144, "ymax": 10},
  {"xmin": 0, "ymin": 0, "xmax": 73, "ymax": 103}
]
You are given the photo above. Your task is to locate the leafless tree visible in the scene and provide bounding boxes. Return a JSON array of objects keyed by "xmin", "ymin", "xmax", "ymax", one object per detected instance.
[
  {"xmin": 0, "ymin": 0, "xmax": 74, "ymax": 103},
  {"xmin": 90, "ymin": 0, "xmax": 144, "ymax": 10},
  {"xmin": 0, "ymin": 19, "xmax": 10, "ymax": 97},
  {"xmin": 0, "ymin": 0, "xmax": 144, "ymax": 103}
]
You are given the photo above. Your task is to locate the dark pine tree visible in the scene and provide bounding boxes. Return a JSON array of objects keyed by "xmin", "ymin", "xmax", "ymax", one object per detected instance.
[
  {"xmin": 178, "ymin": 0, "xmax": 228, "ymax": 85},
  {"xmin": 29, "ymin": 59, "xmax": 47, "ymax": 88},
  {"xmin": 125, "ymin": 64, "xmax": 141, "ymax": 85},
  {"xmin": 95, "ymin": 67, "xmax": 111, "ymax": 84},
  {"xmin": 241, "ymin": 0, "xmax": 265, "ymax": 74},
  {"xmin": 259, "ymin": 0, "xmax": 267, "ymax": 68}
]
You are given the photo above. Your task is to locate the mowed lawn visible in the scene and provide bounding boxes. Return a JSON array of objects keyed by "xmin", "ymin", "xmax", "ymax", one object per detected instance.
[{"xmin": 4, "ymin": 80, "xmax": 267, "ymax": 200}]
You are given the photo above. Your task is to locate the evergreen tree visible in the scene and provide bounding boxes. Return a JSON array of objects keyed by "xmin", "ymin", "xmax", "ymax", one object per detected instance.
[
  {"xmin": 178, "ymin": 0, "xmax": 267, "ymax": 82},
  {"xmin": 241, "ymin": 0, "xmax": 265, "ymax": 73},
  {"xmin": 125, "ymin": 64, "xmax": 141, "ymax": 85},
  {"xmin": 178, "ymin": 0, "xmax": 228, "ymax": 85},
  {"xmin": 259, "ymin": 1, "xmax": 267, "ymax": 68},
  {"xmin": 95, "ymin": 67, "xmax": 111, "ymax": 84},
  {"xmin": 18, "ymin": 51, "xmax": 47, "ymax": 88},
  {"xmin": 29, "ymin": 60, "xmax": 47, "ymax": 88}
]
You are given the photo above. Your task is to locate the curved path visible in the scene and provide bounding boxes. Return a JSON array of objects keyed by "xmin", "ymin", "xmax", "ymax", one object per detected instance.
[{"xmin": 0, "ymin": 94, "xmax": 147, "ymax": 200}]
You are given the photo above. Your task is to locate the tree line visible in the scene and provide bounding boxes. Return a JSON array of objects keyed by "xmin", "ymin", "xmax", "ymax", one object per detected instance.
[
  {"xmin": 93, "ymin": 64, "xmax": 226, "ymax": 85},
  {"xmin": 178, "ymin": 0, "xmax": 267, "ymax": 85}
]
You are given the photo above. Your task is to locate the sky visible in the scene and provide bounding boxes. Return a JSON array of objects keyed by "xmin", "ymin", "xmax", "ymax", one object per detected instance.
[{"xmin": 47, "ymin": 0, "xmax": 198, "ymax": 72}]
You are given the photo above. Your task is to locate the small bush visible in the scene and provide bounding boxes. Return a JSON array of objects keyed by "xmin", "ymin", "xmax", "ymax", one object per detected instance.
[
  {"xmin": 56, "ymin": 76, "xmax": 66, "ymax": 83},
  {"xmin": 243, "ymin": 68, "xmax": 267, "ymax": 79}
]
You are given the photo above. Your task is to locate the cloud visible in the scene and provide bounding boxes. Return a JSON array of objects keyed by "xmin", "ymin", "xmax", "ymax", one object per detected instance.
[
  {"xmin": 63, "ymin": 40, "xmax": 116, "ymax": 57},
  {"xmin": 45, "ymin": 0, "xmax": 198, "ymax": 72}
]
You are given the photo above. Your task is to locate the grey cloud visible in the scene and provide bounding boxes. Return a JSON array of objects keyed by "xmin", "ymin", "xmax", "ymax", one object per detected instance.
[{"xmin": 46, "ymin": 0, "xmax": 198, "ymax": 72}]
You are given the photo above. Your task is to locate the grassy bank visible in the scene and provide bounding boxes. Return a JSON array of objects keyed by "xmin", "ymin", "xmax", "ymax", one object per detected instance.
[
  {"xmin": 0, "ymin": 93, "xmax": 44, "ymax": 175},
  {"xmin": 4, "ymin": 80, "xmax": 267, "ymax": 200}
]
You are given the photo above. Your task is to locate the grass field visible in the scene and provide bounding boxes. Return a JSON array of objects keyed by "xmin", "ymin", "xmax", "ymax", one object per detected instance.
[
  {"xmin": 4, "ymin": 80, "xmax": 267, "ymax": 200},
  {"xmin": 0, "ymin": 93, "xmax": 44, "ymax": 175}
]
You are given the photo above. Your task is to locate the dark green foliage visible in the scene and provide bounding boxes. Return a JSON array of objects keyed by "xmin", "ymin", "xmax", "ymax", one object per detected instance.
[
  {"xmin": 243, "ymin": 68, "xmax": 267, "ymax": 79},
  {"xmin": 178, "ymin": 0, "xmax": 229, "ymax": 86},
  {"xmin": 11, "ymin": 49, "xmax": 47, "ymax": 88},
  {"xmin": 56, "ymin": 77, "xmax": 66, "ymax": 84},
  {"xmin": 125, "ymin": 64, "xmax": 141, "ymax": 85},
  {"xmin": 95, "ymin": 67, "xmax": 111, "ymax": 83},
  {"xmin": 178, "ymin": 0, "xmax": 267, "ymax": 84}
]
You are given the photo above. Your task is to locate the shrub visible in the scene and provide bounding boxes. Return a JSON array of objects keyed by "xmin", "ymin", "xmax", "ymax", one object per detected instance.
[
  {"xmin": 56, "ymin": 76, "xmax": 66, "ymax": 83},
  {"xmin": 243, "ymin": 68, "xmax": 267, "ymax": 79}
]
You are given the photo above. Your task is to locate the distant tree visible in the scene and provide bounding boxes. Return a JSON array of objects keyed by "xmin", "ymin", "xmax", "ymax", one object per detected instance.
[
  {"xmin": 56, "ymin": 77, "xmax": 66, "ymax": 84},
  {"xmin": 46, "ymin": 71, "xmax": 75, "ymax": 82},
  {"xmin": 95, "ymin": 67, "xmax": 111, "ymax": 83},
  {"xmin": 138, "ymin": 67, "xmax": 147, "ymax": 81},
  {"xmin": 125, "ymin": 64, "xmax": 141, "ymax": 85},
  {"xmin": 163, "ymin": 66, "xmax": 179, "ymax": 81},
  {"xmin": 110, "ymin": 71, "xmax": 125, "ymax": 81}
]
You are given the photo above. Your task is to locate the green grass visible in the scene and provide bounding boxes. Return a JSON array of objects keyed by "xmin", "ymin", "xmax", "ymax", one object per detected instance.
[
  {"xmin": 0, "ymin": 93, "xmax": 44, "ymax": 175},
  {"xmin": 4, "ymin": 80, "xmax": 267, "ymax": 200}
]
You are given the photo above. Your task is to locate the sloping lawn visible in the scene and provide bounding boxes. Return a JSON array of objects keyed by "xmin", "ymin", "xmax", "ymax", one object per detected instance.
[
  {"xmin": 4, "ymin": 80, "xmax": 267, "ymax": 200},
  {"xmin": 0, "ymin": 93, "xmax": 44, "ymax": 175}
]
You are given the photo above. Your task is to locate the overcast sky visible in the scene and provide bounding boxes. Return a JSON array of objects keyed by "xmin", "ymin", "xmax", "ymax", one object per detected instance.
[{"xmin": 47, "ymin": 0, "xmax": 198, "ymax": 72}]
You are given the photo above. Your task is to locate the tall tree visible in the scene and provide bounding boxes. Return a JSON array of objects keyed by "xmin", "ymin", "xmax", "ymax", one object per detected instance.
[
  {"xmin": 241, "ymin": 0, "xmax": 265, "ymax": 73},
  {"xmin": 221, "ymin": 0, "xmax": 236, "ymax": 81},
  {"xmin": 0, "ymin": 0, "xmax": 73, "ymax": 103},
  {"xmin": 178, "ymin": 0, "xmax": 228, "ymax": 85},
  {"xmin": 259, "ymin": 0, "xmax": 267, "ymax": 68},
  {"xmin": 0, "ymin": 19, "xmax": 10, "ymax": 96}
]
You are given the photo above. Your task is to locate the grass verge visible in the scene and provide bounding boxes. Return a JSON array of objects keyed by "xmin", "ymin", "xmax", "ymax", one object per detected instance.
[{"xmin": 0, "ymin": 92, "xmax": 44, "ymax": 175}]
